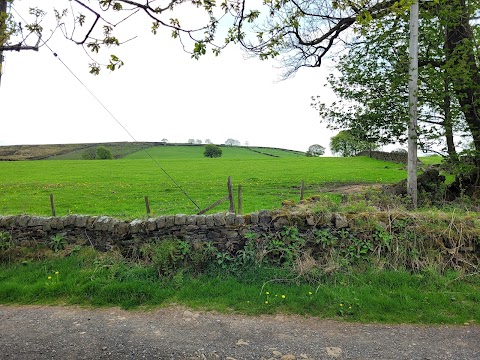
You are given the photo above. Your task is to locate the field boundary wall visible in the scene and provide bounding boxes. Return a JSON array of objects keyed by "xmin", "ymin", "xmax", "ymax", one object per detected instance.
[
  {"xmin": 357, "ymin": 151, "xmax": 408, "ymax": 164},
  {"xmin": 0, "ymin": 211, "xmax": 341, "ymax": 251}
]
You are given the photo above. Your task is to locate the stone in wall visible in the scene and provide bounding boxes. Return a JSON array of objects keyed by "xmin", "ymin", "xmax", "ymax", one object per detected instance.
[
  {"xmin": 156, "ymin": 216, "xmax": 166, "ymax": 229},
  {"xmin": 165, "ymin": 216, "xmax": 174, "ymax": 228},
  {"xmin": 174, "ymin": 214, "xmax": 187, "ymax": 226}
]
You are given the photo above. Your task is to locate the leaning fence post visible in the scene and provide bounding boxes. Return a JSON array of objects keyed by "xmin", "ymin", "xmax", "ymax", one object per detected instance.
[
  {"xmin": 228, "ymin": 176, "xmax": 235, "ymax": 213},
  {"xmin": 300, "ymin": 180, "xmax": 305, "ymax": 201},
  {"xmin": 145, "ymin": 196, "xmax": 151, "ymax": 215},
  {"xmin": 238, "ymin": 184, "xmax": 243, "ymax": 215},
  {"xmin": 50, "ymin": 194, "xmax": 56, "ymax": 216}
]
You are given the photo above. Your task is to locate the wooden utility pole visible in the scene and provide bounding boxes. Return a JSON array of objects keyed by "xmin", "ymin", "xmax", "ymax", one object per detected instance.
[{"xmin": 408, "ymin": 0, "xmax": 419, "ymax": 208}]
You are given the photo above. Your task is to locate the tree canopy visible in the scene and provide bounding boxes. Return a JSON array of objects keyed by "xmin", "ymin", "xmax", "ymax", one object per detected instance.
[
  {"xmin": 330, "ymin": 130, "xmax": 378, "ymax": 157},
  {"xmin": 225, "ymin": 138, "xmax": 240, "ymax": 146},
  {"xmin": 312, "ymin": 1, "xmax": 475, "ymax": 157},
  {"xmin": 204, "ymin": 144, "xmax": 222, "ymax": 158},
  {"xmin": 306, "ymin": 144, "xmax": 325, "ymax": 157}
]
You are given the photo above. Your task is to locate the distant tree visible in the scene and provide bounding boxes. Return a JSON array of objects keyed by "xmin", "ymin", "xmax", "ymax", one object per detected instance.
[
  {"xmin": 82, "ymin": 147, "xmax": 97, "ymax": 160},
  {"xmin": 95, "ymin": 146, "xmax": 113, "ymax": 160},
  {"xmin": 204, "ymin": 144, "xmax": 222, "ymax": 158},
  {"xmin": 196, "ymin": 139, "xmax": 202, "ymax": 144},
  {"xmin": 205, "ymin": 139, "xmax": 212, "ymax": 144},
  {"xmin": 187, "ymin": 139, "xmax": 195, "ymax": 144},
  {"xmin": 306, "ymin": 144, "xmax": 325, "ymax": 157},
  {"xmin": 330, "ymin": 130, "xmax": 377, "ymax": 157},
  {"xmin": 245, "ymin": 141, "xmax": 250, "ymax": 146},
  {"xmin": 161, "ymin": 138, "xmax": 168, "ymax": 143},
  {"xmin": 225, "ymin": 138, "xmax": 240, "ymax": 146}
]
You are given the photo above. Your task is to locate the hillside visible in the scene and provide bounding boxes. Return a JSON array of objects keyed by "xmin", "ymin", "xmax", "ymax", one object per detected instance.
[
  {"xmin": 0, "ymin": 143, "xmax": 305, "ymax": 161},
  {"xmin": 0, "ymin": 142, "xmax": 162, "ymax": 161}
]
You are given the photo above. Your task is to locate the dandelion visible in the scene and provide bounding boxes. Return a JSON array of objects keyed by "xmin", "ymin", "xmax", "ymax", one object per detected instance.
[
  {"xmin": 47, "ymin": 276, "xmax": 52, "ymax": 280},
  {"xmin": 308, "ymin": 291, "xmax": 313, "ymax": 295},
  {"xmin": 55, "ymin": 271, "xmax": 59, "ymax": 275},
  {"xmin": 281, "ymin": 294, "xmax": 286, "ymax": 299},
  {"xmin": 349, "ymin": 306, "xmax": 352, "ymax": 310},
  {"xmin": 340, "ymin": 303, "xmax": 343, "ymax": 307},
  {"xmin": 265, "ymin": 301, "xmax": 269, "ymax": 304},
  {"xmin": 266, "ymin": 292, "xmax": 269, "ymax": 295}
]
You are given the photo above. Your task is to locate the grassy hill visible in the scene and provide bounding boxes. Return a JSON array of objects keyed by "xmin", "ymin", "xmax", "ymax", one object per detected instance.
[
  {"xmin": 0, "ymin": 142, "xmax": 306, "ymax": 161},
  {"xmin": 0, "ymin": 142, "xmax": 162, "ymax": 161}
]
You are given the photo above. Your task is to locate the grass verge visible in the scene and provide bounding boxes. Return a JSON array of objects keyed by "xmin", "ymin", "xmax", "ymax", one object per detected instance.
[{"xmin": 0, "ymin": 249, "xmax": 478, "ymax": 325}]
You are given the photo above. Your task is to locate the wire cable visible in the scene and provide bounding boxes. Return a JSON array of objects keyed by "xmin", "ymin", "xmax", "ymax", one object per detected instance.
[{"xmin": 11, "ymin": 5, "xmax": 201, "ymax": 211}]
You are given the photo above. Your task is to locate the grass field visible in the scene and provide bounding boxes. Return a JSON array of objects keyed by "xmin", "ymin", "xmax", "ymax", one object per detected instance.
[{"xmin": 0, "ymin": 146, "xmax": 407, "ymax": 218}]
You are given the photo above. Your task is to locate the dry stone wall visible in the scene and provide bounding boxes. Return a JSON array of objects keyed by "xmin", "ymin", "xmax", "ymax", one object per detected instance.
[
  {"xmin": 357, "ymin": 151, "xmax": 408, "ymax": 164},
  {"xmin": 0, "ymin": 211, "xmax": 344, "ymax": 252}
]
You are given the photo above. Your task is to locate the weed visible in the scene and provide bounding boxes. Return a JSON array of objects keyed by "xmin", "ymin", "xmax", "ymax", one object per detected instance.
[
  {"xmin": 49, "ymin": 234, "xmax": 67, "ymax": 252},
  {"xmin": 236, "ymin": 239, "xmax": 257, "ymax": 267},
  {"xmin": 141, "ymin": 239, "xmax": 187, "ymax": 278},
  {"xmin": 314, "ymin": 229, "xmax": 337, "ymax": 248}
]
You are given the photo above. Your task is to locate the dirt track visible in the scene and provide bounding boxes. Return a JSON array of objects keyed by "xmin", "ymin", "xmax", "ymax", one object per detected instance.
[{"xmin": 0, "ymin": 305, "xmax": 478, "ymax": 359}]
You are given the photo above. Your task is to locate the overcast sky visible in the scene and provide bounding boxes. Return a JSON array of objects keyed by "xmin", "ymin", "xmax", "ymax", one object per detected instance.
[{"xmin": 1, "ymin": 1, "xmax": 338, "ymax": 153}]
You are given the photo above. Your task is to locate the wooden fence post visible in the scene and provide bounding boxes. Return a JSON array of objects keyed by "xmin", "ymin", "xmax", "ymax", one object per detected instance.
[
  {"xmin": 238, "ymin": 184, "xmax": 243, "ymax": 215},
  {"xmin": 300, "ymin": 180, "xmax": 305, "ymax": 201},
  {"xmin": 145, "ymin": 196, "xmax": 151, "ymax": 215},
  {"xmin": 50, "ymin": 194, "xmax": 56, "ymax": 217},
  {"xmin": 227, "ymin": 176, "xmax": 235, "ymax": 213}
]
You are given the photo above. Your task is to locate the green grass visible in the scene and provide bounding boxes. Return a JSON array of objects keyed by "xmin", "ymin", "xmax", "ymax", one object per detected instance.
[
  {"xmin": 0, "ymin": 251, "xmax": 478, "ymax": 324},
  {"xmin": 419, "ymin": 155, "xmax": 443, "ymax": 165},
  {"xmin": 0, "ymin": 146, "xmax": 407, "ymax": 218}
]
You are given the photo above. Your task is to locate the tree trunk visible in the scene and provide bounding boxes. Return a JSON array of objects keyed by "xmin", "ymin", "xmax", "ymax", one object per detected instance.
[
  {"xmin": 443, "ymin": 80, "xmax": 456, "ymax": 157},
  {"xmin": 445, "ymin": 0, "xmax": 480, "ymax": 154},
  {"xmin": 408, "ymin": 0, "xmax": 419, "ymax": 208},
  {"xmin": 0, "ymin": 0, "xmax": 7, "ymax": 86}
]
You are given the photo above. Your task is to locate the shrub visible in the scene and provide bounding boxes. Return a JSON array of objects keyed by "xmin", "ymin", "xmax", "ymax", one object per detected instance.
[
  {"xmin": 95, "ymin": 146, "xmax": 113, "ymax": 160},
  {"xmin": 204, "ymin": 144, "xmax": 222, "ymax": 158}
]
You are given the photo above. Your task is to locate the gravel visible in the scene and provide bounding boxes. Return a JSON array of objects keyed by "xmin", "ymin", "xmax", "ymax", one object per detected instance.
[{"xmin": 0, "ymin": 305, "xmax": 478, "ymax": 359}]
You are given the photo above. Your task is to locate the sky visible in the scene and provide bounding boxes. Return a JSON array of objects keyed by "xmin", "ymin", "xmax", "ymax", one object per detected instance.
[{"xmin": 0, "ymin": 1, "xmax": 339, "ymax": 153}]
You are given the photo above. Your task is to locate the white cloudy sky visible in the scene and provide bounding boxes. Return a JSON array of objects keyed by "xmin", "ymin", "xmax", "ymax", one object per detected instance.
[{"xmin": 1, "ymin": 1, "xmax": 339, "ymax": 153}]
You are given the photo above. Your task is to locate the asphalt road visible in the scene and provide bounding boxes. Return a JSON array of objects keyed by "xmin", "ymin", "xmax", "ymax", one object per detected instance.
[{"xmin": 0, "ymin": 305, "xmax": 478, "ymax": 359}]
